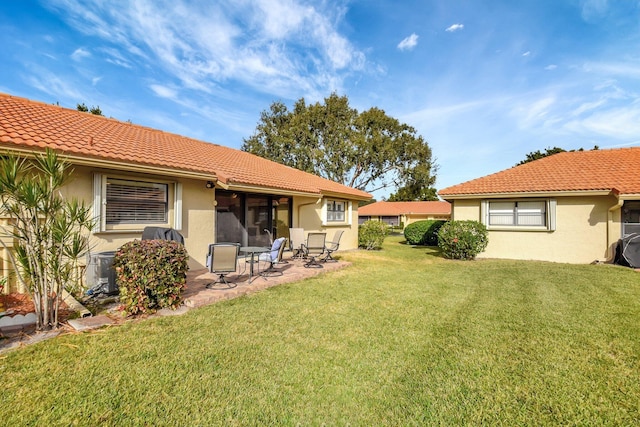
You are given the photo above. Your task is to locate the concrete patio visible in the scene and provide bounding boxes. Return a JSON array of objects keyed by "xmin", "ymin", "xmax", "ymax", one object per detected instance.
[{"xmin": 182, "ymin": 254, "xmax": 350, "ymax": 309}]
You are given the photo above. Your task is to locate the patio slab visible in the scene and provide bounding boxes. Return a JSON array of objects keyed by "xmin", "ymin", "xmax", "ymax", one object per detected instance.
[
  {"xmin": 183, "ymin": 256, "xmax": 349, "ymax": 309},
  {"xmin": 67, "ymin": 315, "xmax": 115, "ymax": 331}
]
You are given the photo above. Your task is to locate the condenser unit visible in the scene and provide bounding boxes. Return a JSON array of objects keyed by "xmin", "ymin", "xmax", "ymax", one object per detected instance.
[{"xmin": 85, "ymin": 251, "xmax": 118, "ymax": 295}]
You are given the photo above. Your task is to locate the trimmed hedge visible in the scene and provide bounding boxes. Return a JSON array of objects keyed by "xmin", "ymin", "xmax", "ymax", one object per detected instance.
[
  {"xmin": 437, "ymin": 220, "xmax": 488, "ymax": 260},
  {"xmin": 359, "ymin": 220, "xmax": 388, "ymax": 250},
  {"xmin": 113, "ymin": 239, "xmax": 189, "ymax": 316},
  {"xmin": 404, "ymin": 220, "xmax": 446, "ymax": 246}
]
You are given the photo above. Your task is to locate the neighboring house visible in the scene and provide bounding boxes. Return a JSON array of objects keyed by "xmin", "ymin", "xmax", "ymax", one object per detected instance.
[
  {"xmin": 438, "ymin": 147, "xmax": 640, "ymax": 264},
  {"xmin": 358, "ymin": 201, "xmax": 451, "ymax": 228},
  {"xmin": 0, "ymin": 93, "xmax": 371, "ymax": 291}
]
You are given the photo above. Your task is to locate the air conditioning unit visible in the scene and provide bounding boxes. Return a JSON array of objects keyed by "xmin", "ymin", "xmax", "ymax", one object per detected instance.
[{"xmin": 85, "ymin": 251, "xmax": 118, "ymax": 295}]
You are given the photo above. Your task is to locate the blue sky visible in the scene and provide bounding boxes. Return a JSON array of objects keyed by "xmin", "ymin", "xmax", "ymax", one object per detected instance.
[{"xmin": 1, "ymin": 0, "xmax": 640, "ymax": 199}]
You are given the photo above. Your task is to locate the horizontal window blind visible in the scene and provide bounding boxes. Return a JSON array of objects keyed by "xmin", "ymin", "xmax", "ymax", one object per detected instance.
[
  {"xmin": 488, "ymin": 201, "xmax": 546, "ymax": 226},
  {"xmin": 106, "ymin": 179, "xmax": 168, "ymax": 224}
]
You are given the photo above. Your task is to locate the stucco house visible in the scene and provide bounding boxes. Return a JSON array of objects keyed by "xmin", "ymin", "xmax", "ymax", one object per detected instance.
[
  {"xmin": 358, "ymin": 201, "xmax": 451, "ymax": 228},
  {"xmin": 438, "ymin": 147, "xmax": 640, "ymax": 264},
  {"xmin": 0, "ymin": 93, "xmax": 371, "ymax": 291}
]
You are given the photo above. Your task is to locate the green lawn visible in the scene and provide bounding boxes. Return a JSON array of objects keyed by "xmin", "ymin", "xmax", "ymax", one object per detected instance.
[{"xmin": 1, "ymin": 236, "xmax": 640, "ymax": 426}]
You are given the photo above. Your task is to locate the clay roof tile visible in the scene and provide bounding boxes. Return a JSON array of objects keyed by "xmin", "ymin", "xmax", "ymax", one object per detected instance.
[
  {"xmin": 439, "ymin": 148, "xmax": 640, "ymax": 197},
  {"xmin": 0, "ymin": 93, "xmax": 371, "ymax": 200}
]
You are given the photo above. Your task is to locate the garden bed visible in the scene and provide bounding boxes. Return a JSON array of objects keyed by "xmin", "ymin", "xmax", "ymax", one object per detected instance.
[{"xmin": 1, "ymin": 293, "xmax": 72, "ymax": 320}]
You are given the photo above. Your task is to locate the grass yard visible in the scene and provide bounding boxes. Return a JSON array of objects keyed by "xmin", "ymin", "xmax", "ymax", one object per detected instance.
[{"xmin": 1, "ymin": 235, "xmax": 639, "ymax": 425}]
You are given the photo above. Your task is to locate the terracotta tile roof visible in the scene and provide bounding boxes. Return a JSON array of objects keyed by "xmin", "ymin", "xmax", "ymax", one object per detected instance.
[
  {"xmin": 439, "ymin": 147, "xmax": 640, "ymax": 197},
  {"xmin": 0, "ymin": 93, "xmax": 371, "ymax": 199},
  {"xmin": 359, "ymin": 201, "xmax": 451, "ymax": 216}
]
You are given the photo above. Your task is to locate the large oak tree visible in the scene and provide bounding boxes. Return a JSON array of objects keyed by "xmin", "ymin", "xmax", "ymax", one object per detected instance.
[{"xmin": 242, "ymin": 94, "xmax": 437, "ymax": 199}]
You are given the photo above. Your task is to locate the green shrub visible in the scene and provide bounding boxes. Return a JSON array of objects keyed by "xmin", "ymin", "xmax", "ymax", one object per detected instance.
[
  {"xmin": 404, "ymin": 220, "xmax": 446, "ymax": 246},
  {"xmin": 359, "ymin": 220, "xmax": 388, "ymax": 250},
  {"xmin": 113, "ymin": 240, "xmax": 189, "ymax": 316},
  {"xmin": 437, "ymin": 220, "xmax": 488, "ymax": 260}
]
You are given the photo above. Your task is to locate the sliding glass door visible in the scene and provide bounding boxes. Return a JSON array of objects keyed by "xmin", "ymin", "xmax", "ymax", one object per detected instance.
[{"xmin": 215, "ymin": 191, "xmax": 292, "ymax": 247}]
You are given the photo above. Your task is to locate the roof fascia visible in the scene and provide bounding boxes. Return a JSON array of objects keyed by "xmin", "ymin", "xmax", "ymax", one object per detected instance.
[
  {"xmin": 320, "ymin": 190, "xmax": 372, "ymax": 201},
  {"xmin": 618, "ymin": 193, "xmax": 640, "ymax": 201},
  {"xmin": 224, "ymin": 182, "xmax": 320, "ymax": 198},
  {"xmin": 440, "ymin": 190, "xmax": 613, "ymax": 200}
]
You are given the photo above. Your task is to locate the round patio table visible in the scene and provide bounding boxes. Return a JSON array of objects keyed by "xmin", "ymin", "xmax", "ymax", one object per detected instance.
[{"xmin": 240, "ymin": 246, "xmax": 270, "ymax": 282}]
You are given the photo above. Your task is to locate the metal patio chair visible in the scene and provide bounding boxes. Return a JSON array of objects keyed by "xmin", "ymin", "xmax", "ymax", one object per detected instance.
[
  {"xmin": 289, "ymin": 227, "xmax": 305, "ymax": 259},
  {"xmin": 205, "ymin": 243, "xmax": 240, "ymax": 288},
  {"xmin": 258, "ymin": 237, "xmax": 287, "ymax": 277},
  {"xmin": 322, "ymin": 230, "xmax": 344, "ymax": 262},
  {"xmin": 302, "ymin": 232, "xmax": 326, "ymax": 268}
]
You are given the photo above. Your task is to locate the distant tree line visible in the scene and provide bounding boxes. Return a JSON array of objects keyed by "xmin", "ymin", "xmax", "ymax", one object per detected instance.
[
  {"xmin": 77, "ymin": 103, "xmax": 103, "ymax": 116},
  {"xmin": 516, "ymin": 145, "xmax": 599, "ymax": 166}
]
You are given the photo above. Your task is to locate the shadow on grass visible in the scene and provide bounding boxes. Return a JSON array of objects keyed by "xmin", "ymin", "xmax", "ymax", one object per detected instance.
[{"xmin": 397, "ymin": 239, "xmax": 445, "ymax": 258}]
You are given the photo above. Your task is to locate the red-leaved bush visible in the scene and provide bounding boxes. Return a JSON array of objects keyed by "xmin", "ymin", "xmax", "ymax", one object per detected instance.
[{"xmin": 113, "ymin": 239, "xmax": 189, "ymax": 316}]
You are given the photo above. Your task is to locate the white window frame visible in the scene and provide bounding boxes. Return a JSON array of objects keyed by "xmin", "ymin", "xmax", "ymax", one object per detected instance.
[
  {"xmin": 322, "ymin": 199, "xmax": 352, "ymax": 226},
  {"xmin": 93, "ymin": 173, "xmax": 182, "ymax": 232},
  {"xmin": 482, "ymin": 199, "xmax": 556, "ymax": 231}
]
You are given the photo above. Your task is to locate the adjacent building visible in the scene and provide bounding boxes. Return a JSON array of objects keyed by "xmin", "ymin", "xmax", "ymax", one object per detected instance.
[
  {"xmin": 358, "ymin": 201, "xmax": 451, "ymax": 228},
  {"xmin": 438, "ymin": 148, "xmax": 640, "ymax": 264}
]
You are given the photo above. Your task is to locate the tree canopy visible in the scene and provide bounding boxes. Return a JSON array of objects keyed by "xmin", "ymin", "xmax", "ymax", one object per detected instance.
[
  {"xmin": 242, "ymin": 94, "xmax": 437, "ymax": 199},
  {"xmin": 77, "ymin": 103, "xmax": 103, "ymax": 116},
  {"xmin": 516, "ymin": 145, "xmax": 599, "ymax": 166}
]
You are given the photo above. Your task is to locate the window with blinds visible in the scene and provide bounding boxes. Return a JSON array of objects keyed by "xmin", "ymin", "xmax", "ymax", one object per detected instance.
[
  {"xmin": 488, "ymin": 201, "xmax": 546, "ymax": 227},
  {"xmin": 105, "ymin": 179, "xmax": 168, "ymax": 224}
]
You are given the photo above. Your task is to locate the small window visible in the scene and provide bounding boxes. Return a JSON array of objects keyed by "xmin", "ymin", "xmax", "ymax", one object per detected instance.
[
  {"xmin": 327, "ymin": 200, "xmax": 346, "ymax": 222},
  {"xmin": 93, "ymin": 174, "xmax": 181, "ymax": 232},
  {"xmin": 106, "ymin": 179, "xmax": 168, "ymax": 225},
  {"xmin": 486, "ymin": 200, "xmax": 550, "ymax": 229}
]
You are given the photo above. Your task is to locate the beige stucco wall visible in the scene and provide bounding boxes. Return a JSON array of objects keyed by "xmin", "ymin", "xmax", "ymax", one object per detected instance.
[
  {"xmin": 450, "ymin": 195, "xmax": 620, "ymax": 264},
  {"xmin": 65, "ymin": 169, "xmax": 362, "ymax": 269},
  {"xmin": 60, "ymin": 166, "xmax": 215, "ymax": 271},
  {"xmin": 293, "ymin": 196, "xmax": 359, "ymax": 251}
]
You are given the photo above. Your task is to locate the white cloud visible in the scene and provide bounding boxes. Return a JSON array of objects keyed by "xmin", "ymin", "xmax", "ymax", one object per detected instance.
[
  {"xmin": 545, "ymin": 64, "xmax": 557, "ymax": 70},
  {"xmin": 71, "ymin": 47, "xmax": 91, "ymax": 61},
  {"xmin": 564, "ymin": 105, "xmax": 640, "ymax": 139},
  {"xmin": 150, "ymin": 84, "xmax": 178, "ymax": 100},
  {"xmin": 397, "ymin": 33, "xmax": 419, "ymax": 51},
  {"xmin": 23, "ymin": 66, "xmax": 84, "ymax": 101},
  {"xmin": 46, "ymin": 0, "xmax": 366, "ymax": 100},
  {"xmin": 580, "ymin": 0, "xmax": 609, "ymax": 21},
  {"xmin": 91, "ymin": 76, "xmax": 102, "ymax": 86},
  {"xmin": 522, "ymin": 51, "xmax": 531, "ymax": 57},
  {"xmin": 583, "ymin": 60, "xmax": 640, "ymax": 79},
  {"xmin": 445, "ymin": 23, "xmax": 464, "ymax": 32}
]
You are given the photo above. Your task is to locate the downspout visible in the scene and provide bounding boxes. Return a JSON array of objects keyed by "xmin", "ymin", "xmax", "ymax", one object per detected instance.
[{"xmin": 62, "ymin": 289, "xmax": 92, "ymax": 318}]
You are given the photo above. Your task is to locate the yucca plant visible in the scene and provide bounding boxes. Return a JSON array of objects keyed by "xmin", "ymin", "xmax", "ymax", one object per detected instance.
[{"xmin": 0, "ymin": 149, "xmax": 94, "ymax": 330}]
